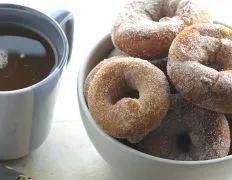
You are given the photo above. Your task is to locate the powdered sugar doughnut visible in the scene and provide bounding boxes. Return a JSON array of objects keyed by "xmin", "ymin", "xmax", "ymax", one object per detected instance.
[
  {"xmin": 111, "ymin": 0, "xmax": 211, "ymax": 58},
  {"xmin": 85, "ymin": 57, "xmax": 170, "ymax": 143},
  {"xmin": 168, "ymin": 23, "xmax": 232, "ymax": 113},
  {"xmin": 136, "ymin": 94, "xmax": 230, "ymax": 160}
]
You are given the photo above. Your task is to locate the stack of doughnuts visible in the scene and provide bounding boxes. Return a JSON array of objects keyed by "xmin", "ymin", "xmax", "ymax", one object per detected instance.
[{"xmin": 84, "ymin": 0, "xmax": 232, "ymax": 161}]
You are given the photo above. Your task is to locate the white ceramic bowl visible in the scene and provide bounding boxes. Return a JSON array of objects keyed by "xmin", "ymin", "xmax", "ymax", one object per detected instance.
[{"xmin": 77, "ymin": 23, "xmax": 232, "ymax": 180}]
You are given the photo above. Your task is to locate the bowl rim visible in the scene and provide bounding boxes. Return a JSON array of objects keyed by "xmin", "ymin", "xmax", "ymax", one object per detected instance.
[{"xmin": 77, "ymin": 21, "xmax": 232, "ymax": 165}]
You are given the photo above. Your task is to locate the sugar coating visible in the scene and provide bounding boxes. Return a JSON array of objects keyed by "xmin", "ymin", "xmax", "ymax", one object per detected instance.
[
  {"xmin": 136, "ymin": 94, "xmax": 230, "ymax": 160},
  {"xmin": 168, "ymin": 23, "xmax": 232, "ymax": 113},
  {"xmin": 84, "ymin": 57, "xmax": 118, "ymax": 99},
  {"xmin": 85, "ymin": 57, "xmax": 170, "ymax": 143},
  {"xmin": 111, "ymin": 0, "xmax": 212, "ymax": 58}
]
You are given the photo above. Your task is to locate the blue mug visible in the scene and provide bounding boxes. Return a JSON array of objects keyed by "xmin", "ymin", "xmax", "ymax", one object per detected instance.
[{"xmin": 0, "ymin": 4, "xmax": 74, "ymax": 160}]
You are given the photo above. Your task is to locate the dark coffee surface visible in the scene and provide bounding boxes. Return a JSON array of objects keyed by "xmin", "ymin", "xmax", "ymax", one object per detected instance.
[{"xmin": 0, "ymin": 23, "xmax": 55, "ymax": 91}]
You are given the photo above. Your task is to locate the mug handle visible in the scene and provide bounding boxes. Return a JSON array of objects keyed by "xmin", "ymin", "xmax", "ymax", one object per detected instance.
[{"xmin": 50, "ymin": 10, "xmax": 74, "ymax": 64}]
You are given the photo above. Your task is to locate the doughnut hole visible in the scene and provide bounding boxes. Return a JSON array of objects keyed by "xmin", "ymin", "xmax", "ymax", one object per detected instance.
[
  {"xmin": 152, "ymin": 0, "xmax": 181, "ymax": 22},
  {"xmin": 104, "ymin": 70, "xmax": 141, "ymax": 106},
  {"xmin": 200, "ymin": 40, "xmax": 230, "ymax": 72},
  {"xmin": 205, "ymin": 52, "xmax": 223, "ymax": 71},
  {"xmin": 113, "ymin": 84, "xmax": 140, "ymax": 105},
  {"xmin": 142, "ymin": 0, "xmax": 198, "ymax": 24},
  {"xmin": 177, "ymin": 132, "xmax": 192, "ymax": 153},
  {"xmin": 197, "ymin": 31, "xmax": 232, "ymax": 72}
]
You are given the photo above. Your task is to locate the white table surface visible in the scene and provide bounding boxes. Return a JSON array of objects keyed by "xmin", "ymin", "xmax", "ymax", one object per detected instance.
[{"xmin": 0, "ymin": 0, "xmax": 231, "ymax": 179}]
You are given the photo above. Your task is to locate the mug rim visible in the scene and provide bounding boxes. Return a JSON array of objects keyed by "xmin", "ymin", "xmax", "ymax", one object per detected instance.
[
  {"xmin": 77, "ymin": 21, "xmax": 232, "ymax": 166},
  {"xmin": 0, "ymin": 3, "xmax": 69, "ymax": 94}
]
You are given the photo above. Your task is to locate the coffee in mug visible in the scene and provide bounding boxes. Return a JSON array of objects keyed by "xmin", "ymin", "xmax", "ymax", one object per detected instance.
[
  {"xmin": 0, "ymin": 23, "xmax": 56, "ymax": 91},
  {"xmin": 0, "ymin": 4, "xmax": 73, "ymax": 160}
]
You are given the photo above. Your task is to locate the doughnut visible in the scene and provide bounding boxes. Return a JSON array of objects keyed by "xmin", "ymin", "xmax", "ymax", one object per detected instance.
[
  {"xmin": 85, "ymin": 57, "xmax": 170, "ymax": 143},
  {"xmin": 84, "ymin": 57, "xmax": 117, "ymax": 99},
  {"xmin": 136, "ymin": 94, "xmax": 230, "ymax": 160},
  {"xmin": 111, "ymin": 0, "xmax": 212, "ymax": 58},
  {"xmin": 168, "ymin": 23, "xmax": 232, "ymax": 113}
]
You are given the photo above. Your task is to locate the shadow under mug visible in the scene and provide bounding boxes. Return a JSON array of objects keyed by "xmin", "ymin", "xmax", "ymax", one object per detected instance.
[{"xmin": 0, "ymin": 4, "xmax": 74, "ymax": 160}]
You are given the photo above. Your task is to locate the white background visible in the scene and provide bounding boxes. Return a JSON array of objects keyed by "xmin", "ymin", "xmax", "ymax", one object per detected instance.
[{"xmin": 0, "ymin": 0, "xmax": 231, "ymax": 179}]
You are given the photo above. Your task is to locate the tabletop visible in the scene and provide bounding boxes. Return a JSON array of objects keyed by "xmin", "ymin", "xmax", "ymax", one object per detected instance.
[{"xmin": 0, "ymin": 0, "xmax": 231, "ymax": 179}]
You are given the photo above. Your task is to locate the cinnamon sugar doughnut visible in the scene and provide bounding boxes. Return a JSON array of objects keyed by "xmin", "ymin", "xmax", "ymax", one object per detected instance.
[
  {"xmin": 136, "ymin": 94, "xmax": 230, "ymax": 160},
  {"xmin": 168, "ymin": 23, "xmax": 232, "ymax": 113},
  {"xmin": 85, "ymin": 57, "xmax": 170, "ymax": 143},
  {"xmin": 84, "ymin": 57, "xmax": 117, "ymax": 99},
  {"xmin": 111, "ymin": 0, "xmax": 211, "ymax": 58}
]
